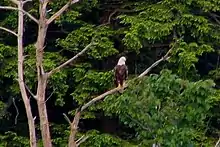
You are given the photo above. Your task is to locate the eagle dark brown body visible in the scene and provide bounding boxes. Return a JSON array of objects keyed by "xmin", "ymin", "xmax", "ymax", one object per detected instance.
[{"xmin": 114, "ymin": 57, "xmax": 128, "ymax": 89}]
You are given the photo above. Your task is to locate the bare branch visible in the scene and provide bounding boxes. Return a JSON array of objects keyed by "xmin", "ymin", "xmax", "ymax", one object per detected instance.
[
  {"xmin": 0, "ymin": 6, "xmax": 39, "ymax": 24},
  {"xmin": 24, "ymin": 83, "xmax": 37, "ymax": 99},
  {"xmin": 23, "ymin": 0, "xmax": 32, "ymax": 4},
  {"xmin": 81, "ymin": 87, "xmax": 123, "ymax": 111},
  {"xmin": 48, "ymin": 41, "xmax": 94, "ymax": 77},
  {"xmin": 63, "ymin": 113, "xmax": 72, "ymax": 125},
  {"xmin": 215, "ymin": 137, "xmax": 220, "ymax": 147},
  {"xmin": 0, "ymin": 26, "xmax": 17, "ymax": 36},
  {"xmin": 80, "ymin": 43, "xmax": 176, "ymax": 112},
  {"xmin": 45, "ymin": 89, "xmax": 55, "ymax": 103},
  {"xmin": 76, "ymin": 135, "xmax": 85, "ymax": 144},
  {"xmin": 138, "ymin": 45, "xmax": 174, "ymax": 78},
  {"xmin": 76, "ymin": 136, "xmax": 89, "ymax": 147},
  {"xmin": 47, "ymin": 0, "xmax": 79, "ymax": 25},
  {"xmin": 12, "ymin": 98, "xmax": 19, "ymax": 125}
]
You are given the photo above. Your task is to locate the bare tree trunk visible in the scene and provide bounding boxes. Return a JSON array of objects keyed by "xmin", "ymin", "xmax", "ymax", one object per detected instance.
[
  {"xmin": 36, "ymin": 74, "xmax": 51, "ymax": 147},
  {"xmin": 35, "ymin": 1, "xmax": 52, "ymax": 146},
  {"xmin": 17, "ymin": 1, "xmax": 37, "ymax": 147}
]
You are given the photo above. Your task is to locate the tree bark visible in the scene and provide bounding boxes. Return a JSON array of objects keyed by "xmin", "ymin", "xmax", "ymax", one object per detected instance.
[
  {"xmin": 68, "ymin": 111, "xmax": 81, "ymax": 147},
  {"xmin": 17, "ymin": 1, "xmax": 37, "ymax": 147},
  {"xmin": 35, "ymin": 1, "xmax": 52, "ymax": 146}
]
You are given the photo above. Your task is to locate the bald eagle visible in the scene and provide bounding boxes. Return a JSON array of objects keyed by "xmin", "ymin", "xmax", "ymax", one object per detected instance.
[{"xmin": 114, "ymin": 56, "xmax": 128, "ymax": 90}]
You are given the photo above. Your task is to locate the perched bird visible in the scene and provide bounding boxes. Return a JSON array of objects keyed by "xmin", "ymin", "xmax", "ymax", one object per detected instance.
[{"xmin": 114, "ymin": 56, "xmax": 128, "ymax": 92}]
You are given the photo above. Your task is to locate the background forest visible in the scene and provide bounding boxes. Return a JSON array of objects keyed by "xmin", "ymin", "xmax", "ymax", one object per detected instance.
[{"xmin": 1, "ymin": 0, "xmax": 220, "ymax": 146}]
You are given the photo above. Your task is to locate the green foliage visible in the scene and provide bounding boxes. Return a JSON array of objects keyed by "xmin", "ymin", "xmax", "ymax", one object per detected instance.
[
  {"xmin": 71, "ymin": 70, "xmax": 113, "ymax": 110},
  {"xmin": 170, "ymin": 40, "xmax": 214, "ymax": 78},
  {"xmin": 57, "ymin": 25, "xmax": 118, "ymax": 59},
  {"xmin": 80, "ymin": 130, "xmax": 136, "ymax": 147},
  {"xmin": 0, "ymin": 131, "xmax": 29, "ymax": 147},
  {"xmin": 102, "ymin": 70, "xmax": 218, "ymax": 146}
]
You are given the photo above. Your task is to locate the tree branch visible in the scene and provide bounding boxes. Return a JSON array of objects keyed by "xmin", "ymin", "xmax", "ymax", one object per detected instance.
[
  {"xmin": 0, "ymin": 26, "xmax": 18, "ymax": 36},
  {"xmin": 67, "ymin": 42, "xmax": 175, "ymax": 145},
  {"xmin": 80, "ymin": 43, "xmax": 175, "ymax": 112},
  {"xmin": 76, "ymin": 136, "xmax": 89, "ymax": 147},
  {"xmin": 45, "ymin": 89, "xmax": 55, "ymax": 103},
  {"xmin": 12, "ymin": 98, "xmax": 19, "ymax": 125},
  {"xmin": 48, "ymin": 41, "xmax": 94, "ymax": 77},
  {"xmin": 0, "ymin": 6, "xmax": 39, "ymax": 24},
  {"xmin": 81, "ymin": 87, "xmax": 121, "ymax": 111},
  {"xmin": 63, "ymin": 113, "xmax": 72, "ymax": 125},
  {"xmin": 24, "ymin": 83, "xmax": 37, "ymax": 99},
  {"xmin": 138, "ymin": 46, "xmax": 172, "ymax": 78},
  {"xmin": 23, "ymin": 0, "xmax": 32, "ymax": 4},
  {"xmin": 47, "ymin": 0, "xmax": 79, "ymax": 25},
  {"xmin": 215, "ymin": 137, "xmax": 220, "ymax": 147}
]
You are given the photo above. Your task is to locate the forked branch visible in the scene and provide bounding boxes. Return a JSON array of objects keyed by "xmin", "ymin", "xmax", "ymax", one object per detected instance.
[
  {"xmin": 47, "ymin": 0, "xmax": 79, "ymax": 24},
  {"xmin": 0, "ymin": 26, "xmax": 17, "ymax": 36}
]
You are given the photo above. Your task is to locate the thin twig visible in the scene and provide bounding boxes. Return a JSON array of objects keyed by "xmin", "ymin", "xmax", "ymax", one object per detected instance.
[
  {"xmin": 26, "ymin": 63, "xmax": 36, "ymax": 72},
  {"xmin": 12, "ymin": 98, "xmax": 19, "ymax": 125},
  {"xmin": 63, "ymin": 113, "xmax": 72, "ymax": 125},
  {"xmin": 48, "ymin": 41, "xmax": 94, "ymax": 77},
  {"xmin": 0, "ymin": 6, "xmax": 39, "ymax": 24},
  {"xmin": 45, "ymin": 89, "xmax": 55, "ymax": 103},
  {"xmin": 0, "ymin": 26, "xmax": 17, "ymax": 36},
  {"xmin": 47, "ymin": 0, "xmax": 79, "ymax": 25},
  {"xmin": 24, "ymin": 83, "xmax": 37, "ymax": 99}
]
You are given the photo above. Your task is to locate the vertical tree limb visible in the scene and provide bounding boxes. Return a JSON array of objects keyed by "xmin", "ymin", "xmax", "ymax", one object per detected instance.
[
  {"xmin": 35, "ymin": 1, "xmax": 52, "ymax": 146},
  {"xmin": 17, "ymin": 1, "xmax": 37, "ymax": 147}
]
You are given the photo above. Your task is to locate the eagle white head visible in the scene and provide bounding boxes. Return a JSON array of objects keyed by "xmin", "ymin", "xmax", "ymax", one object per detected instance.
[{"xmin": 117, "ymin": 56, "xmax": 126, "ymax": 65}]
